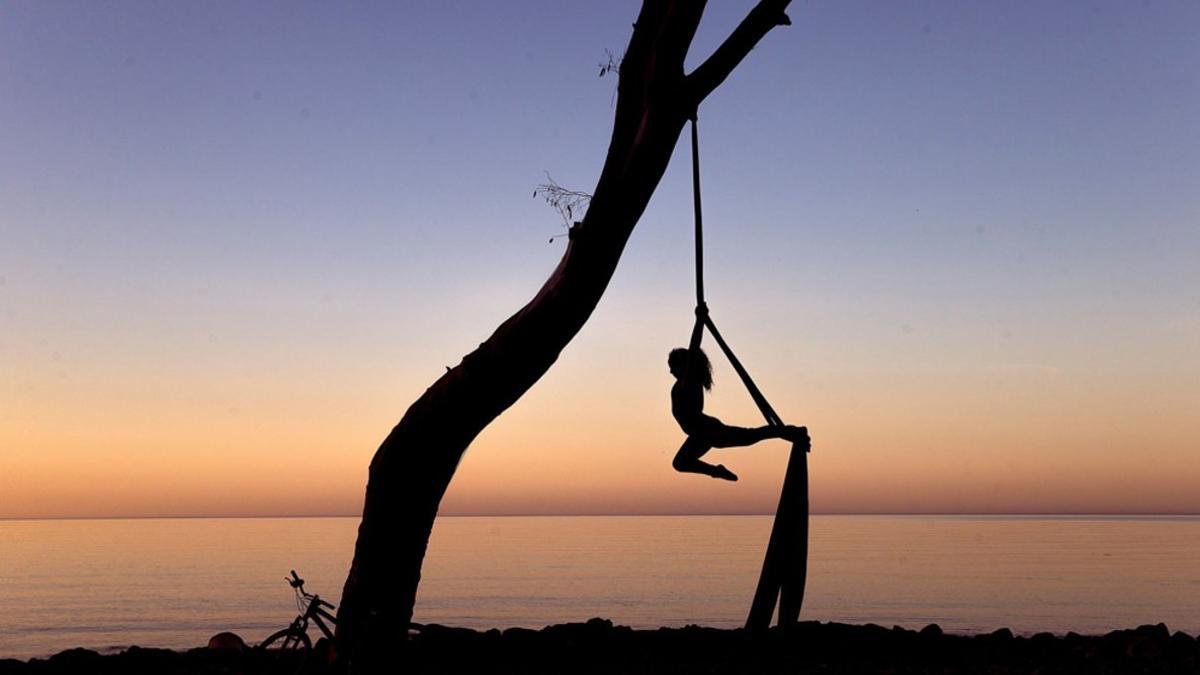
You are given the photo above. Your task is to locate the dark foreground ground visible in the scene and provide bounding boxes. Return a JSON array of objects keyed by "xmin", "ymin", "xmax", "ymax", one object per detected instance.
[{"xmin": 3, "ymin": 619, "xmax": 1197, "ymax": 674}]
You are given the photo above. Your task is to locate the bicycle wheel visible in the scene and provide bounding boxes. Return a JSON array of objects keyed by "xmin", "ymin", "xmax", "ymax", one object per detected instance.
[
  {"xmin": 260, "ymin": 628, "xmax": 312, "ymax": 675},
  {"xmin": 260, "ymin": 627, "xmax": 312, "ymax": 652}
]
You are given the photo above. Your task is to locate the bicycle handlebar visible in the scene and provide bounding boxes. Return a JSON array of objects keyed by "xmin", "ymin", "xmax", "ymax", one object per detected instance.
[{"xmin": 285, "ymin": 569, "xmax": 336, "ymax": 612}]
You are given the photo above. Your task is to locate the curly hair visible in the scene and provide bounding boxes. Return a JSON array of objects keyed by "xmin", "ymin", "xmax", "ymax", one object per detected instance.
[{"xmin": 669, "ymin": 347, "xmax": 713, "ymax": 391}]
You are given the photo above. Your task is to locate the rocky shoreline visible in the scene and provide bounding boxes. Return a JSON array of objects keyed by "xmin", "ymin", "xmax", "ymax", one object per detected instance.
[{"xmin": 2, "ymin": 618, "xmax": 1196, "ymax": 674}]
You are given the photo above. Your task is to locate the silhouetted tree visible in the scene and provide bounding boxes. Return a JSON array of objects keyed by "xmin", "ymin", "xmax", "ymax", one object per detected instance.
[{"xmin": 336, "ymin": 1, "xmax": 793, "ymax": 668}]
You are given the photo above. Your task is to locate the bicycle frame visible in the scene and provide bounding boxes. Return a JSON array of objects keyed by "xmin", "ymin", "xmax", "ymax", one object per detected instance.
[{"xmin": 298, "ymin": 593, "xmax": 337, "ymax": 642}]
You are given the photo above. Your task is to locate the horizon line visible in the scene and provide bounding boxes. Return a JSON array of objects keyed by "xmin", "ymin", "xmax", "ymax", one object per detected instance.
[{"xmin": 2, "ymin": 511, "xmax": 1198, "ymax": 523}]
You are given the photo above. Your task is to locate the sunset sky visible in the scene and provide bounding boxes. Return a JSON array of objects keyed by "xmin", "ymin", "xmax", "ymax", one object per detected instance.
[{"xmin": 2, "ymin": 1, "xmax": 1197, "ymax": 519}]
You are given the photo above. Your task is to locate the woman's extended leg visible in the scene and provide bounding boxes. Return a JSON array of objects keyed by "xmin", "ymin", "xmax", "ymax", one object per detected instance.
[
  {"xmin": 672, "ymin": 437, "xmax": 738, "ymax": 481},
  {"xmin": 704, "ymin": 420, "xmax": 809, "ymax": 449},
  {"xmin": 707, "ymin": 422, "xmax": 780, "ymax": 448}
]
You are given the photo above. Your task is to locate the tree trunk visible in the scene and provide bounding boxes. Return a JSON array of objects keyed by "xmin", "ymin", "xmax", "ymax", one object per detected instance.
[{"xmin": 335, "ymin": 1, "xmax": 793, "ymax": 669}]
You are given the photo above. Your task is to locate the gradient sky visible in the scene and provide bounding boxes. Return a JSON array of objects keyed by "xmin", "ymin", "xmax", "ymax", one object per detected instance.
[{"xmin": 2, "ymin": 1, "xmax": 1197, "ymax": 519}]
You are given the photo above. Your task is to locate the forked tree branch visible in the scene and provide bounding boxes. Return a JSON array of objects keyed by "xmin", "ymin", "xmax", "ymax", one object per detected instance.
[{"xmin": 687, "ymin": 0, "xmax": 793, "ymax": 107}]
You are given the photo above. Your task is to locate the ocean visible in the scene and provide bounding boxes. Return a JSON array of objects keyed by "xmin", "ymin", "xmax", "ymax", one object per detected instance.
[{"xmin": 0, "ymin": 515, "xmax": 1196, "ymax": 659}]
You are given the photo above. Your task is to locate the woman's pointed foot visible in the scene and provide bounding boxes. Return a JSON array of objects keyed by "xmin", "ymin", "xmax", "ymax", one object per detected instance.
[{"xmin": 713, "ymin": 464, "xmax": 738, "ymax": 482}]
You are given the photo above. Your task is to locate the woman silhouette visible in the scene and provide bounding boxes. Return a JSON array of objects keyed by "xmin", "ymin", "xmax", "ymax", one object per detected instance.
[{"xmin": 669, "ymin": 347, "xmax": 807, "ymax": 481}]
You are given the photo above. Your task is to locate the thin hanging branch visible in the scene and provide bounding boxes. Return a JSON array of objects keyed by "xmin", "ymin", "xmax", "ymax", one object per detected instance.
[
  {"xmin": 597, "ymin": 48, "xmax": 620, "ymax": 78},
  {"xmin": 533, "ymin": 173, "xmax": 592, "ymax": 229}
]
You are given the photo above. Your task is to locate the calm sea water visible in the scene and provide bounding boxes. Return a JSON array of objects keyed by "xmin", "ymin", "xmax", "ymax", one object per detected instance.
[{"xmin": 0, "ymin": 515, "xmax": 1196, "ymax": 659}]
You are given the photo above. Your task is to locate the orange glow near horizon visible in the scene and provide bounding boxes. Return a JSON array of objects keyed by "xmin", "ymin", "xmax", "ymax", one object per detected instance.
[{"xmin": 4, "ymin": 308, "xmax": 1198, "ymax": 519}]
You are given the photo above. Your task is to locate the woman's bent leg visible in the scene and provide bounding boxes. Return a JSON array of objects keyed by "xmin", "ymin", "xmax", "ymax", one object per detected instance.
[
  {"xmin": 672, "ymin": 437, "xmax": 736, "ymax": 480},
  {"xmin": 672, "ymin": 437, "xmax": 713, "ymax": 473}
]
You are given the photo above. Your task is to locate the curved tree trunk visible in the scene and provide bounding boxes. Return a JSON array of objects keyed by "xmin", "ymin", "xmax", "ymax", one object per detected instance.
[{"xmin": 335, "ymin": 1, "xmax": 792, "ymax": 668}]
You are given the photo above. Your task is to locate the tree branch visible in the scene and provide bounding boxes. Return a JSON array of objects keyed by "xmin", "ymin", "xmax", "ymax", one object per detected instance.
[{"xmin": 686, "ymin": 0, "xmax": 793, "ymax": 107}]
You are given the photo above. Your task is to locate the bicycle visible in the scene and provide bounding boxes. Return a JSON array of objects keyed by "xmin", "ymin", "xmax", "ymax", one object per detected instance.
[{"xmin": 260, "ymin": 570, "xmax": 336, "ymax": 658}]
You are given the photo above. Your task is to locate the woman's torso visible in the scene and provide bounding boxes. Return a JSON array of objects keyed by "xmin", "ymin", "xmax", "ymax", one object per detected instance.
[{"xmin": 671, "ymin": 380, "xmax": 711, "ymax": 435}]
